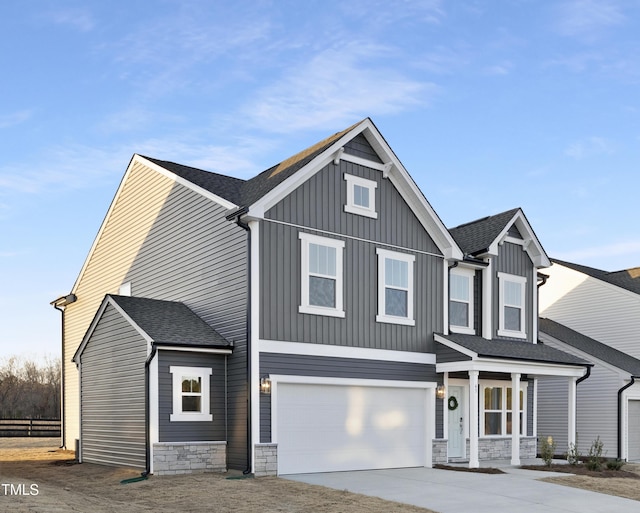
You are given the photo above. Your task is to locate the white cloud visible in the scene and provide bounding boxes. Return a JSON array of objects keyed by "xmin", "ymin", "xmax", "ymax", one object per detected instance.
[
  {"xmin": 564, "ymin": 136, "xmax": 615, "ymax": 159},
  {"xmin": 484, "ymin": 62, "xmax": 512, "ymax": 76},
  {"xmin": 242, "ymin": 42, "xmax": 435, "ymax": 134},
  {"xmin": 0, "ymin": 110, "xmax": 33, "ymax": 129},
  {"xmin": 553, "ymin": 0, "xmax": 625, "ymax": 38},
  {"xmin": 48, "ymin": 8, "xmax": 95, "ymax": 32}
]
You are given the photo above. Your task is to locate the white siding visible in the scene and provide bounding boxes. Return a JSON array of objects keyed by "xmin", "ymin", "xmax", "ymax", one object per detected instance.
[{"xmin": 540, "ymin": 263, "xmax": 640, "ymax": 359}]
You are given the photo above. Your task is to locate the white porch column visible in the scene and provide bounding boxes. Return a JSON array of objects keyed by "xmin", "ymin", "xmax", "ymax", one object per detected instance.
[
  {"xmin": 469, "ymin": 370, "xmax": 479, "ymax": 468},
  {"xmin": 511, "ymin": 372, "xmax": 521, "ymax": 466},
  {"xmin": 533, "ymin": 377, "xmax": 538, "ymax": 437},
  {"xmin": 443, "ymin": 372, "xmax": 449, "ymax": 441},
  {"xmin": 568, "ymin": 376, "xmax": 577, "ymax": 451}
]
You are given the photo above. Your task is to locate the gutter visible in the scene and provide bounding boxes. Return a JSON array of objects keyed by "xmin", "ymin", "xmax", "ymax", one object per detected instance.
[
  {"xmin": 143, "ymin": 344, "xmax": 158, "ymax": 477},
  {"xmin": 618, "ymin": 376, "xmax": 637, "ymax": 460},
  {"xmin": 50, "ymin": 293, "xmax": 77, "ymax": 449},
  {"xmin": 227, "ymin": 207, "xmax": 253, "ymax": 475}
]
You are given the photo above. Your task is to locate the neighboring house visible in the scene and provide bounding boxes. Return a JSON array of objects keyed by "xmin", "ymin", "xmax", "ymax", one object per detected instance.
[
  {"xmin": 51, "ymin": 118, "xmax": 588, "ymax": 476},
  {"xmin": 539, "ymin": 260, "xmax": 640, "ymax": 461}
]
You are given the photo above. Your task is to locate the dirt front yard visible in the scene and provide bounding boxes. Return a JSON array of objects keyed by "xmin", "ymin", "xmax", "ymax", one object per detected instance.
[{"xmin": 0, "ymin": 439, "xmax": 435, "ymax": 513}]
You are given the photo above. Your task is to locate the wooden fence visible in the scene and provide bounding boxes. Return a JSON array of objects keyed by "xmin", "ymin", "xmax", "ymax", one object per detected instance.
[{"xmin": 0, "ymin": 419, "xmax": 61, "ymax": 437}]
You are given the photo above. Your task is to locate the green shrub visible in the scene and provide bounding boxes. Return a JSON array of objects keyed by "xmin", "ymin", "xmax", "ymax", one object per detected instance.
[
  {"xmin": 540, "ymin": 436, "xmax": 557, "ymax": 467},
  {"xmin": 566, "ymin": 437, "xmax": 581, "ymax": 465},
  {"xmin": 606, "ymin": 459, "xmax": 624, "ymax": 471},
  {"xmin": 586, "ymin": 436, "xmax": 605, "ymax": 471}
]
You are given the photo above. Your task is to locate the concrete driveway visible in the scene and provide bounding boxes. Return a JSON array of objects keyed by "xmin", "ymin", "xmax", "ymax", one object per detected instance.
[{"xmin": 284, "ymin": 466, "xmax": 638, "ymax": 513}]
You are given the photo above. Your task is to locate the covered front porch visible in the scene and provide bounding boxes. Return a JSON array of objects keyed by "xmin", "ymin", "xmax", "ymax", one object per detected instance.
[{"xmin": 435, "ymin": 333, "xmax": 590, "ymax": 468}]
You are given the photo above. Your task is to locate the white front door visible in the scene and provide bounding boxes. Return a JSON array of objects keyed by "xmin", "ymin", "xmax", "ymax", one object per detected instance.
[{"xmin": 447, "ymin": 385, "xmax": 465, "ymax": 459}]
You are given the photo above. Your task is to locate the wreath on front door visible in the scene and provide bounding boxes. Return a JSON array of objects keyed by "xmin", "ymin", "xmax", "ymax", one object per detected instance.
[{"xmin": 447, "ymin": 396, "xmax": 459, "ymax": 411}]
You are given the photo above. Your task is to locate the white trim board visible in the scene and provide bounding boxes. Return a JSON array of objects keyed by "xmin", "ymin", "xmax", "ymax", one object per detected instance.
[{"xmin": 259, "ymin": 339, "xmax": 436, "ymax": 364}]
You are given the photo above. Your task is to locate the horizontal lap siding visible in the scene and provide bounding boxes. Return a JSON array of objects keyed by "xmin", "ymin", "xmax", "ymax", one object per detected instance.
[
  {"xmin": 158, "ymin": 351, "xmax": 227, "ymax": 442},
  {"xmin": 63, "ymin": 162, "xmax": 176, "ymax": 448},
  {"xmin": 116, "ymin": 179, "xmax": 248, "ymax": 469},
  {"xmin": 259, "ymin": 352, "xmax": 436, "ymax": 442},
  {"xmin": 80, "ymin": 304, "xmax": 147, "ymax": 469}
]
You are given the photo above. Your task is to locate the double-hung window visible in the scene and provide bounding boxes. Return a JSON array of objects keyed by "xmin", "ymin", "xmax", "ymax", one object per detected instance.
[
  {"xmin": 169, "ymin": 366, "xmax": 212, "ymax": 422},
  {"xmin": 450, "ymin": 268, "xmax": 474, "ymax": 334},
  {"xmin": 344, "ymin": 173, "xmax": 378, "ymax": 219},
  {"xmin": 497, "ymin": 272, "xmax": 527, "ymax": 339},
  {"xmin": 481, "ymin": 383, "xmax": 526, "ymax": 436},
  {"xmin": 299, "ymin": 233, "xmax": 345, "ymax": 317},
  {"xmin": 376, "ymin": 249, "xmax": 415, "ymax": 326}
]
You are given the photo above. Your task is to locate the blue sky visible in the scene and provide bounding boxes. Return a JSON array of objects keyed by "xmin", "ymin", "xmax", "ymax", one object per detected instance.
[{"xmin": 1, "ymin": 0, "xmax": 639, "ymax": 360}]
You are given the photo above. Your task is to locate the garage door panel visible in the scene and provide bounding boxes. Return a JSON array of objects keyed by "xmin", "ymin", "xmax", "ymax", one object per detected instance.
[
  {"xmin": 629, "ymin": 400, "xmax": 640, "ymax": 461},
  {"xmin": 277, "ymin": 383, "xmax": 427, "ymax": 474}
]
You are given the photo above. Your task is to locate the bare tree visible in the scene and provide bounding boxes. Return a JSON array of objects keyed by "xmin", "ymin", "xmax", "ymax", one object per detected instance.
[{"xmin": 0, "ymin": 355, "xmax": 60, "ymax": 419}]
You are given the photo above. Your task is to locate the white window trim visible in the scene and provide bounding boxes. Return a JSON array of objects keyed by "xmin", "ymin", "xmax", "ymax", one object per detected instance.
[
  {"xmin": 298, "ymin": 232, "xmax": 345, "ymax": 318},
  {"xmin": 344, "ymin": 173, "xmax": 378, "ymax": 219},
  {"xmin": 169, "ymin": 366, "xmax": 213, "ymax": 422},
  {"xmin": 497, "ymin": 272, "xmax": 527, "ymax": 339},
  {"xmin": 479, "ymin": 380, "xmax": 528, "ymax": 437},
  {"xmin": 450, "ymin": 268, "xmax": 475, "ymax": 335},
  {"xmin": 376, "ymin": 248, "xmax": 415, "ymax": 326}
]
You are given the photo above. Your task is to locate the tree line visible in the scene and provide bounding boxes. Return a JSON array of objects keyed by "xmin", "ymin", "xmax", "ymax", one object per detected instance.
[{"xmin": 0, "ymin": 356, "xmax": 60, "ymax": 419}]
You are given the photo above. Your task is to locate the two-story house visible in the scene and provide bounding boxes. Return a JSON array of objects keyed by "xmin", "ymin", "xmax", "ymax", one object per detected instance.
[
  {"xmin": 52, "ymin": 118, "xmax": 588, "ymax": 476},
  {"xmin": 538, "ymin": 260, "xmax": 640, "ymax": 461}
]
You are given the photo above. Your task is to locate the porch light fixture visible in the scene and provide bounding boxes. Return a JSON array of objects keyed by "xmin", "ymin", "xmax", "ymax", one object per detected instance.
[
  {"xmin": 260, "ymin": 377, "xmax": 272, "ymax": 395},
  {"xmin": 436, "ymin": 384, "xmax": 446, "ymax": 400}
]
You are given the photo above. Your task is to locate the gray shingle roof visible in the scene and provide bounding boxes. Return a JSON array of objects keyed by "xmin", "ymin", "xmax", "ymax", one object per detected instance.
[
  {"xmin": 539, "ymin": 318, "xmax": 640, "ymax": 376},
  {"xmin": 142, "ymin": 121, "xmax": 361, "ymax": 209},
  {"xmin": 109, "ymin": 295, "xmax": 231, "ymax": 348},
  {"xmin": 437, "ymin": 332, "xmax": 589, "ymax": 366},
  {"xmin": 552, "ymin": 259, "xmax": 640, "ymax": 295},
  {"xmin": 449, "ymin": 208, "xmax": 520, "ymax": 256}
]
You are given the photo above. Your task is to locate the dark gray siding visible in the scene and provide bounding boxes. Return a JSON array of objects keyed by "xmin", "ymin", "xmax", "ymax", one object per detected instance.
[
  {"xmin": 493, "ymin": 242, "xmax": 535, "ymax": 342},
  {"xmin": 80, "ymin": 304, "xmax": 147, "ymax": 469},
  {"xmin": 259, "ymin": 352, "xmax": 436, "ymax": 443},
  {"xmin": 157, "ymin": 350, "xmax": 227, "ymax": 442},
  {"xmin": 436, "ymin": 343, "xmax": 472, "ymax": 363},
  {"xmin": 344, "ymin": 133, "xmax": 383, "ymax": 162},
  {"xmin": 122, "ymin": 180, "xmax": 248, "ymax": 469},
  {"xmin": 526, "ymin": 378, "xmax": 534, "ymax": 436},
  {"xmin": 261, "ymin": 160, "xmax": 443, "ymax": 353}
]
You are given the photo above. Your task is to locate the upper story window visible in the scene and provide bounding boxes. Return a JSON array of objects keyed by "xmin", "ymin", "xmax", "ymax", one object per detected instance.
[
  {"xmin": 450, "ymin": 268, "xmax": 474, "ymax": 334},
  {"xmin": 344, "ymin": 173, "xmax": 378, "ymax": 219},
  {"xmin": 376, "ymin": 248, "xmax": 415, "ymax": 326},
  {"xmin": 299, "ymin": 232, "xmax": 345, "ymax": 318},
  {"xmin": 497, "ymin": 272, "xmax": 527, "ymax": 339},
  {"xmin": 169, "ymin": 366, "xmax": 212, "ymax": 422}
]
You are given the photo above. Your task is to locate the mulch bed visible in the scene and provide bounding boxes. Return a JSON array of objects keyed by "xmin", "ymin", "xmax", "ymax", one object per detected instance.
[
  {"xmin": 434, "ymin": 464, "xmax": 505, "ymax": 474},
  {"xmin": 521, "ymin": 464, "xmax": 640, "ymax": 479}
]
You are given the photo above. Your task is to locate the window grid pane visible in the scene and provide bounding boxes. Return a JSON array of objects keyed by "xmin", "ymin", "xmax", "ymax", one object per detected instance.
[
  {"xmin": 309, "ymin": 276, "xmax": 336, "ymax": 308},
  {"xmin": 309, "ymin": 243, "xmax": 336, "ymax": 277},
  {"xmin": 504, "ymin": 306, "xmax": 521, "ymax": 331},
  {"xmin": 504, "ymin": 281, "xmax": 522, "ymax": 307},
  {"xmin": 450, "ymin": 274, "xmax": 469, "ymax": 301},
  {"xmin": 385, "ymin": 258, "xmax": 408, "ymax": 288},
  {"xmin": 353, "ymin": 184, "xmax": 369, "ymax": 208},
  {"xmin": 450, "ymin": 301, "xmax": 469, "ymax": 327},
  {"xmin": 385, "ymin": 288, "xmax": 408, "ymax": 317}
]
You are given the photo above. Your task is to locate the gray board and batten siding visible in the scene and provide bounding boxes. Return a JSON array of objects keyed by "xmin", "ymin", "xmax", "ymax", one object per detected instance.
[
  {"xmin": 157, "ymin": 350, "xmax": 228, "ymax": 443},
  {"xmin": 79, "ymin": 303, "xmax": 147, "ymax": 469},
  {"xmin": 261, "ymin": 156, "xmax": 444, "ymax": 352},
  {"xmin": 493, "ymin": 241, "xmax": 535, "ymax": 342},
  {"xmin": 119, "ymin": 179, "xmax": 249, "ymax": 469},
  {"xmin": 259, "ymin": 352, "xmax": 437, "ymax": 443}
]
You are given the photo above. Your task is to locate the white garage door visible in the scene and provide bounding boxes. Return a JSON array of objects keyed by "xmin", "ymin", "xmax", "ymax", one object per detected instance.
[
  {"xmin": 629, "ymin": 400, "xmax": 640, "ymax": 461},
  {"xmin": 276, "ymin": 382, "xmax": 427, "ymax": 474}
]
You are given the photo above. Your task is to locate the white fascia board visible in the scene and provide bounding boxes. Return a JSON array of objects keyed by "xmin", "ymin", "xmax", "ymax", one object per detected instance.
[
  {"xmin": 490, "ymin": 210, "xmax": 551, "ymax": 268},
  {"xmin": 156, "ymin": 345, "xmax": 233, "ymax": 355},
  {"xmin": 73, "ymin": 295, "xmax": 154, "ymax": 363},
  {"xmin": 433, "ymin": 334, "xmax": 477, "ymax": 359},
  {"xmin": 259, "ymin": 339, "xmax": 436, "ymax": 364},
  {"xmin": 70, "ymin": 154, "xmax": 238, "ymax": 295},
  {"xmin": 136, "ymin": 155, "xmax": 238, "ymax": 210},
  {"xmin": 437, "ymin": 358, "xmax": 587, "ymax": 377}
]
